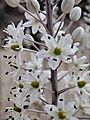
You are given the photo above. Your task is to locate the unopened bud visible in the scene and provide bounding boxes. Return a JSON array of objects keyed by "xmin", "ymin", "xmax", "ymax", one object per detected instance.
[
  {"xmin": 72, "ymin": 27, "xmax": 84, "ymax": 41},
  {"xmin": 70, "ymin": 7, "xmax": 81, "ymax": 21},
  {"xmin": 61, "ymin": 0, "xmax": 75, "ymax": 14},
  {"xmin": 5, "ymin": 0, "xmax": 20, "ymax": 7},
  {"xmin": 26, "ymin": 0, "xmax": 40, "ymax": 13},
  {"xmin": 20, "ymin": 0, "xmax": 26, "ymax": 3},
  {"xmin": 75, "ymin": 0, "xmax": 82, "ymax": 5}
]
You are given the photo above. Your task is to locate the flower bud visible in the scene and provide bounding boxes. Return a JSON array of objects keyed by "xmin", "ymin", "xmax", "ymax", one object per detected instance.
[
  {"xmin": 26, "ymin": 0, "xmax": 40, "ymax": 13},
  {"xmin": 20, "ymin": 0, "xmax": 26, "ymax": 3},
  {"xmin": 5, "ymin": 0, "xmax": 20, "ymax": 7},
  {"xmin": 72, "ymin": 27, "xmax": 84, "ymax": 41},
  {"xmin": 61, "ymin": 0, "xmax": 75, "ymax": 14},
  {"xmin": 75, "ymin": 0, "xmax": 82, "ymax": 5},
  {"xmin": 70, "ymin": 7, "xmax": 81, "ymax": 21}
]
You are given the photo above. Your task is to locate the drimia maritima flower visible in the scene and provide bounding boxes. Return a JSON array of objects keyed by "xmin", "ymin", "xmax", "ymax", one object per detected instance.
[{"xmin": 3, "ymin": 0, "xmax": 90, "ymax": 119}]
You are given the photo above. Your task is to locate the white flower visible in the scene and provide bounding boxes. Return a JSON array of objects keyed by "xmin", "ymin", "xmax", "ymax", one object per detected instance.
[
  {"xmin": 5, "ymin": 93, "xmax": 30, "ymax": 120},
  {"xmin": 75, "ymin": 92, "xmax": 90, "ymax": 115},
  {"xmin": 73, "ymin": 55, "xmax": 89, "ymax": 71},
  {"xmin": 22, "ymin": 71, "xmax": 49, "ymax": 102},
  {"xmin": 44, "ymin": 94, "xmax": 78, "ymax": 120},
  {"xmin": 5, "ymin": 0, "xmax": 20, "ymax": 7},
  {"xmin": 37, "ymin": 34, "xmax": 79, "ymax": 70},
  {"xmin": 5, "ymin": 53, "xmax": 25, "ymax": 81},
  {"xmin": 23, "ymin": 12, "xmax": 46, "ymax": 34},
  {"xmin": 65, "ymin": 71, "xmax": 90, "ymax": 95},
  {"xmin": 25, "ymin": 53, "xmax": 43, "ymax": 72},
  {"xmin": 4, "ymin": 21, "xmax": 25, "ymax": 52}
]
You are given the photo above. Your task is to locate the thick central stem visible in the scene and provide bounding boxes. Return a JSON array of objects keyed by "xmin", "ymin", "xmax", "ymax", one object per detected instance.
[{"xmin": 45, "ymin": 0, "xmax": 58, "ymax": 105}]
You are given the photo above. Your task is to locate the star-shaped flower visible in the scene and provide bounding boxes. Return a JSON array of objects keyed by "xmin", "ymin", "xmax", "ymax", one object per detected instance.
[
  {"xmin": 3, "ymin": 20, "xmax": 25, "ymax": 52},
  {"xmin": 37, "ymin": 34, "xmax": 79, "ymax": 70},
  {"xmin": 5, "ymin": 92, "xmax": 30, "ymax": 120},
  {"xmin": 23, "ymin": 12, "xmax": 46, "ymax": 34},
  {"xmin": 44, "ymin": 94, "xmax": 78, "ymax": 120}
]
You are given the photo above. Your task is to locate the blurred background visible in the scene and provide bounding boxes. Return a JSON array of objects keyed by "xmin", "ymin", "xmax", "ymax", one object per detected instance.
[{"xmin": 0, "ymin": 0, "xmax": 90, "ymax": 119}]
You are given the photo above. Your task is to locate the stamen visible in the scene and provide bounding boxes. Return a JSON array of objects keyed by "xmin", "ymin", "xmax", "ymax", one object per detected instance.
[
  {"xmin": 13, "ymin": 106, "xmax": 21, "ymax": 113},
  {"xmin": 5, "ymin": 109, "xmax": 8, "ymax": 112},
  {"xmin": 23, "ymin": 105, "xmax": 29, "ymax": 109},
  {"xmin": 11, "ymin": 87, "xmax": 16, "ymax": 90},
  {"xmin": 26, "ymin": 95, "xmax": 30, "ymax": 98},
  {"xmin": 5, "ymin": 72, "xmax": 9, "ymax": 75},
  {"xmin": 3, "ymin": 55, "xmax": 7, "ymax": 58}
]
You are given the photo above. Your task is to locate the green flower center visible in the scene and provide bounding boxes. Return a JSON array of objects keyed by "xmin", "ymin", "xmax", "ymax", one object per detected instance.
[
  {"xmin": 54, "ymin": 47, "xmax": 62, "ymax": 56},
  {"xmin": 13, "ymin": 106, "xmax": 21, "ymax": 113},
  {"xmin": 19, "ymin": 83, "xmax": 24, "ymax": 89},
  {"xmin": 78, "ymin": 80, "xmax": 86, "ymax": 88},
  {"xmin": 11, "ymin": 44, "xmax": 20, "ymax": 51},
  {"xmin": 31, "ymin": 81, "xmax": 39, "ymax": 88},
  {"xmin": 58, "ymin": 111, "xmax": 66, "ymax": 119}
]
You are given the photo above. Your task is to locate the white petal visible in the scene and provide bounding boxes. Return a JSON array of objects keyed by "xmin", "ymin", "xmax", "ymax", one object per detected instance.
[
  {"xmin": 49, "ymin": 56, "xmax": 61, "ymax": 70},
  {"xmin": 41, "ymin": 34, "xmax": 57, "ymax": 49},
  {"xmin": 30, "ymin": 90, "xmax": 40, "ymax": 104},
  {"xmin": 57, "ymin": 94, "xmax": 65, "ymax": 110},
  {"xmin": 65, "ymin": 102, "xmax": 78, "ymax": 115},
  {"xmin": 24, "ymin": 34, "xmax": 34, "ymax": 41},
  {"xmin": 61, "ymin": 55, "xmax": 72, "ymax": 63},
  {"xmin": 44, "ymin": 104, "xmax": 58, "ymax": 117},
  {"xmin": 36, "ymin": 49, "xmax": 49, "ymax": 58},
  {"xmin": 24, "ymin": 12, "xmax": 34, "ymax": 20},
  {"xmin": 57, "ymin": 71, "xmax": 68, "ymax": 80},
  {"xmin": 69, "ymin": 116, "xmax": 79, "ymax": 120},
  {"xmin": 83, "ymin": 108, "xmax": 90, "ymax": 115},
  {"xmin": 32, "ymin": 25, "xmax": 38, "ymax": 34},
  {"xmin": 23, "ymin": 21, "xmax": 33, "ymax": 27},
  {"xmin": 17, "ymin": 20, "xmax": 23, "ymax": 28}
]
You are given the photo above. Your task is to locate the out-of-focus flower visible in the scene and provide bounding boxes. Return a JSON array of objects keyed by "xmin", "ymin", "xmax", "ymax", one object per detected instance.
[
  {"xmin": 3, "ymin": 21, "xmax": 25, "ymax": 52},
  {"xmin": 44, "ymin": 94, "xmax": 78, "ymax": 120},
  {"xmin": 73, "ymin": 55, "xmax": 89, "ymax": 71},
  {"xmin": 25, "ymin": 53, "xmax": 43, "ymax": 72},
  {"xmin": 23, "ymin": 12, "xmax": 46, "ymax": 34},
  {"xmin": 65, "ymin": 71, "xmax": 90, "ymax": 95},
  {"xmin": 75, "ymin": 92, "xmax": 90, "ymax": 115},
  {"xmin": 5, "ymin": 93, "xmax": 30, "ymax": 120}
]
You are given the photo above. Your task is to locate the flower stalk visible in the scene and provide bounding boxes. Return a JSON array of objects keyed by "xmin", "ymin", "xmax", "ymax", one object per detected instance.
[{"xmin": 46, "ymin": 0, "xmax": 58, "ymax": 105}]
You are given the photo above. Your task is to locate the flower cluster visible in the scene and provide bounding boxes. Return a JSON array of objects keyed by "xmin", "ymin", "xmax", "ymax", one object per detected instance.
[{"xmin": 3, "ymin": 0, "xmax": 90, "ymax": 120}]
